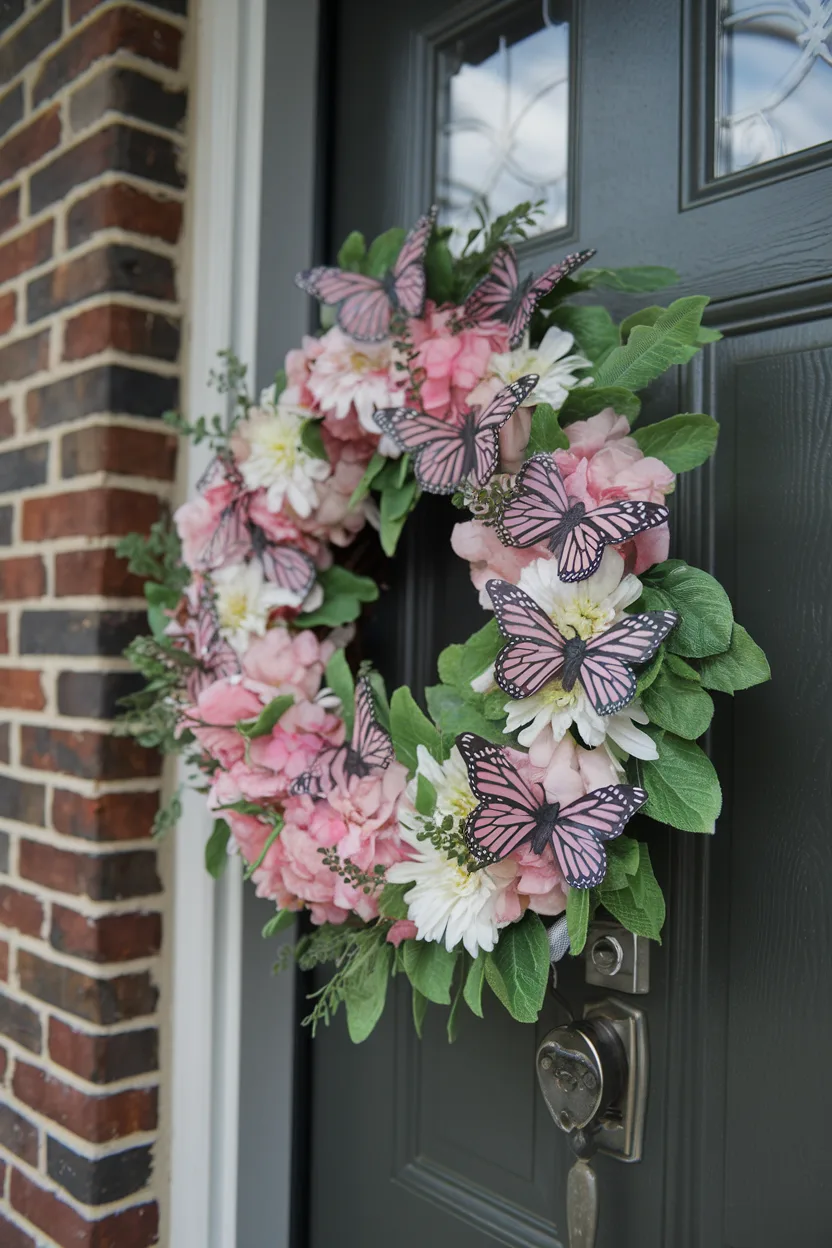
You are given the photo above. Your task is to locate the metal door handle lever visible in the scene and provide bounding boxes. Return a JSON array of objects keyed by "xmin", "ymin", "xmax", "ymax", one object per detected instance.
[{"xmin": 566, "ymin": 1157, "xmax": 599, "ymax": 1248}]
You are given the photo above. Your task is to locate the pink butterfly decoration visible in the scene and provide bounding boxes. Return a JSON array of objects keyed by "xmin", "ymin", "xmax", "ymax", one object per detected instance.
[
  {"xmin": 463, "ymin": 245, "xmax": 596, "ymax": 348},
  {"xmin": 487, "ymin": 579, "xmax": 678, "ymax": 715},
  {"xmin": 499, "ymin": 452, "xmax": 670, "ymax": 582},
  {"xmin": 374, "ymin": 375, "xmax": 538, "ymax": 495},
  {"xmin": 290, "ymin": 675, "xmax": 393, "ymax": 800},
  {"xmin": 294, "ymin": 208, "xmax": 436, "ymax": 342},
  {"xmin": 458, "ymin": 732, "xmax": 646, "ymax": 888}
]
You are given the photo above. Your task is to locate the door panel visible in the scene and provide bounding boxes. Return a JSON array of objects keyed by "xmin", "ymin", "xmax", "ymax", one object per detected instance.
[{"xmin": 304, "ymin": 1, "xmax": 832, "ymax": 1244}]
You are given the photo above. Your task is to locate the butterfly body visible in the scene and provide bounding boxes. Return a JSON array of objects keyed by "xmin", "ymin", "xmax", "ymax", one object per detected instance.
[
  {"xmin": 289, "ymin": 676, "xmax": 392, "ymax": 799},
  {"xmin": 457, "ymin": 732, "xmax": 647, "ymax": 888},
  {"xmin": 560, "ymin": 635, "xmax": 588, "ymax": 692},
  {"xmin": 499, "ymin": 453, "xmax": 670, "ymax": 582}
]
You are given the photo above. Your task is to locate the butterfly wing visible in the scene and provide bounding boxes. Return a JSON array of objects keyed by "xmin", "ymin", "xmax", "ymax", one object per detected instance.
[
  {"xmin": 498, "ymin": 452, "xmax": 571, "ymax": 549},
  {"xmin": 457, "ymin": 732, "xmax": 543, "ymax": 863},
  {"xmin": 558, "ymin": 500, "xmax": 670, "ymax": 583},
  {"xmin": 350, "ymin": 676, "xmax": 393, "ymax": 772},
  {"xmin": 294, "ymin": 267, "xmax": 390, "ymax": 342},
  {"xmin": 506, "ymin": 249, "xmax": 596, "ymax": 347},
  {"xmin": 468, "ymin": 375, "xmax": 540, "ymax": 486},
  {"xmin": 487, "ymin": 579, "xmax": 567, "ymax": 697},
  {"xmin": 257, "ymin": 543, "xmax": 316, "ymax": 599},
  {"xmin": 374, "ymin": 406, "xmax": 466, "ymax": 494},
  {"xmin": 391, "ymin": 207, "xmax": 435, "ymax": 317},
  {"xmin": 579, "ymin": 611, "xmax": 679, "ymax": 714},
  {"xmin": 551, "ymin": 784, "xmax": 647, "ymax": 888},
  {"xmin": 289, "ymin": 744, "xmax": 347, "ymax": 800},
  {"xmin": 463, "ymin": 246, "xmax": 520, "ymax": 327},
  {"xmin": 198, "ymin": 497, "xmax": 251, "ymax": 571}
]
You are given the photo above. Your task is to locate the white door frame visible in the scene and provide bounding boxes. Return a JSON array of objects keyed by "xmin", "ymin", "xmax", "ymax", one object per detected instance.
[{"xmin": 168, "ymin": 1, "xmax": 321, "ymax": 1244}]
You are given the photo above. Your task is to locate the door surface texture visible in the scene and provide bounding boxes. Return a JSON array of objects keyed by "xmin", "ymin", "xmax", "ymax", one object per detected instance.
[{"xmin": 302, "ymin": 2, "xmax": 832, "ymax": 1245}]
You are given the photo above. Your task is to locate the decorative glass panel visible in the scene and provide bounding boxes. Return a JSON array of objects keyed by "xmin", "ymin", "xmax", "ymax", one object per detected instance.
[
  {"xmin": 716, "ymin": 0, "xmax": 832, "ymax": 176},
  {"xmin": 435, "ymin": 1, "xmax": 573, "ymax": 250}
]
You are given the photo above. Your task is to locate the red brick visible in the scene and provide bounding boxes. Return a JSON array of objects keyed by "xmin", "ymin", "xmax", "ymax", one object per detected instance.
[
  {"xmin": 67, "ymin": 180, "xmax": 183, "ymax": 247},
  {"xmin": 54, "ymin": 548, "xmax": 144, "ymax": 598},
  {"xmin": 0, "ymin": 289, "xmax": 15, "ymax": 334},
  {"xmin": 0, "ymin": 107, "xmax": 61, "ymax": 185},
  {"xmin": 0, "ymin": 616, "xmax": 7, "ymax": 654},
  {"xmin": 51, "ymin": 906, "xmax": 162, "ymax": 962},
  {"xmin": 61, "ymin": 424, "xmax": 177, "ymax": 479},
  {"xmin": 52, "ymin": 788, "xmax": 158, "ymax": 841},
  {"xmin": 0, "ymin": 185, "xmax": 19, "ymax": 237},
  {"xmin": 0, "ymin": 556, "xmax": 45, "ymax": 600},
  {"xmin": 20, "ymin": 725, "xmax": 162, "ymax": 780},
  {"xmin": 0, "ymin": 723, "xmax": 9, "ymax": 763},
  {"xmin": 28, "ymin": 243, "xmax": 174, "ymax": 322},
  {"xmin": 0, "ymin": 1101, "xmax": 39, "ymax": 1164},
  {"xmin": 21, "ymin": 488, "xmax": 161, "ymax": 540},
  {"xmin": 0, "ymin": 670, "xmax": 44, "ymax": 711},
  {"xmin": 34, "ymin": 8, "xmax": 183, "ymax": 106},
  {"xmin": 17, "ymin": 950, "xmax": 158, "ymax": 1026},
  {"xmin": 13, "ymin": 1062, "xmax": 158, "ymax": 1143},
  {"xmin": 0, "ymin": 941, "xmax": 8, "ymax": 981},
  {"xmin": 63, "ymin": 303, "xmax": 180, "ymax": 363},
  {"xmin": 0, "ymin": 886, "xmax": 44, "ymax": 937},
  {"xmin": 0, "ymin": 329, "xmax": 50, "ymax": 382},
  {"xmin": 0, "ymin": 219, "xmax": 53, "ymax": 285},
  {"xmin": 19, "ymin": 840, "xmax": 162, "ymax": 897},
  {"xmin": 0, "ymin": 1207, "xmax": 36, "ymax": 1248},
  {"xmin": 49, "ymin": 1017, "xmax": 158, "ymax": 1084},
  {"xmin": 11, "ymin": 1167, "xmax": 160, "ymax": 1248}
]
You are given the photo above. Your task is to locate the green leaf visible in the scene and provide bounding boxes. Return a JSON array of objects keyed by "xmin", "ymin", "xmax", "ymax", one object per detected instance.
[
  {"xmin": 366, "ymin": 227, "xmax": 406, "ymax": 277},
  {"xmin": 348, "ymin": 451, "xmax": 387, "ymax": 508},
  {"xmin": 697, "ymin": 623, "xmax": 771, "ymax": 693},
  {"xmin": 378, "ymin": 881, "xmax": 410, "ymax": 920},
  {"xmin": 638, "ymin": 730, "xmax": 722, "ymax": 833},
  {"xmin": 437, "ymin": 618, "xmax": 502, "ymax": 691},
  {"xmin": 595, "ymin": 297, "xmax": 710, "ymax": 392},
  {"xmin": 599, "ymin": 845, "xmax": 665, "ymax": 941},
  {"xmin": 237, "ymin": 694, "xmax": 294, "ymax": 739},
  {"xmin": 298, "ymin": 565, "xmax": 379, "ymax": 628},
  {"xmin": 380, "ymin": 478, "xmax": 419, "ymax": 556},
  {"xmin": 665, "ymin": 653, "xmax": 701, "ymax": 681},
  {"xmin": 337, "ymin": 230, "xmax": 366, "ymax": 272},
  {"xmin": 463, "ymin": 952, "xmax": 486, "ymax": 1018},
  {"xmin": 390, "ymin": 686, "xmax": 442, "ymax": 772},
  {"xmin": 300, "ymin": 419, "xmax": 328, "ymax": 460},
  {"xmin": 558, "ymin": 385, "xmax": 641, "ymax": 426},
  {"xmin": 415, "ymin": 773, "xmax": 437, "ymax": 816},
  {"xmin": 447, "ymin": 970, "xmax": 465, "ymax": 1043},
  {"xmin": 566, "ymin": 887, "xmax": 590, "ymax": 954},
  {"xmin": 635, "ymin": 649, "xmax": 664, "ymax": 696},
  {"xmin": 643, "ymin": 561, "xmax": 733, "ymax": 658},
  {"xmin": 642, "ymin": 667, "xmax": 714, "ymax": 740},
  {"xmin": 243, "ymin": 815, "xmax": 284, "ymax": 878},
  {"xmin": 620, "ymin": 306, "xmax": 720, "ymax": 346},
  {"xmin": 412, "ymin": 986, "xmax": 428, "ymax": 1039},
  {"xmin": 262, "ymin": 909, "xmax": 296, "ymax": 938},
  {"xmin": 324, "ymin": 649, "xmax": 355, "ymax": 736},
  {"xmin": 484, "ymin": 911, "xmax": 549, "ymax": 1023},
  {"xmin": 631, "ymin": 413, "xmax": 719, "ymax": 473},
  {"xmin": 144, "ymin": 581, "xmax": 179, "ymax": 639},
  {"xmin": 526, "ymin": 401, "xmax": 568, "ymax": 454},
  {"xmin": 604, "ymin": 835, "xmax": 642, "ymax": 889},
  {"xmin": 555, "ymin": 305, "xmax": 619, "ymax": 365},
  {"xmin": 205, "ymin": 819, "xmax": 230, "ymax": 879},
  {"xmin": 425, "ymin": 685, "xmax": 509, "ymax": 747},
  {"xmin": 583, "ymin": 265, "xmax": 679, "ymax": 293},
  {"xmin": 402, "ymin": 940, "xmax": 458, "ymax": 1005},
  {"xmin": 425, "ymin": 235, "xmax": 455, "ymax": 303},
  {"xmin": 345, "ymin": 942, "xmax": 392, "ymax": 1043}
]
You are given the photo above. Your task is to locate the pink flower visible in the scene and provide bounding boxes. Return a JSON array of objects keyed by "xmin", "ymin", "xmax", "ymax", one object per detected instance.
[
  {"xmin": 284, "ymin": 334, "xmax": 325, "ymax": 409},
  {"xmin": 301, "ymin": 434, "xmax": 377, "ymax": 547},
  {"xmin": 242, "ymin": 626, "xmax": 335, "ymax": 700},
  {"xmin": 182, "ymin": 679, "xmax": 264, "ymax": 769},
  {"xmin": 306, "ymin": 326, "xmax": 403, "ymax": 431},
  {"xmin": 408, "ymin": 302, "xmax": 509, "ymax": 419},
  {"xmin": 386, "ymin": 919, "xmax": 418, "ymax": 946},
  {"xmin": 175, "ymin": 481, "xmax": 235, "ymax": 568},
  {"xmin": 451, "ymin": 519, "xmax": 543, "ymax": 607}
]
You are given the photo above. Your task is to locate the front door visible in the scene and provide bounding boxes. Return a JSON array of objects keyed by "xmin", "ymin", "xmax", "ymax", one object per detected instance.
[{"xmin": 303, "ymin": 2, "xmax": 832, "ymax": 1245}]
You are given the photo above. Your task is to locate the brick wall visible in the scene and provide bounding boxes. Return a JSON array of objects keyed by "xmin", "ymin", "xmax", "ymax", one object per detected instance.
[{"xmin": 0, "ymin": 1, "xmax": 188, "ymax": 1244}]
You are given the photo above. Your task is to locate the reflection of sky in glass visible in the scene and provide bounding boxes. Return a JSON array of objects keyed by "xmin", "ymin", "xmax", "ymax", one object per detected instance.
[
  {"xmin": 436, "ymin": 21, "xmax": 569, "ymax": 250},
  {"xmin": 717, "ymin": 1, "xmax": 832, "ymax": 175}
]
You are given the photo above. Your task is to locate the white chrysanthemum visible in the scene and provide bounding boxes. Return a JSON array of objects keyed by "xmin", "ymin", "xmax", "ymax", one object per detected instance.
[
  {"xmin": 488, "ymin": 326, "xmax": 592, "ymax": 409},
  {"xmin": 307, "ymin": 326, "xmax": 402, "ymax": 432},
  {"xmin": 501, "ymin": 549, "xmax": 658, "ymax": 760},
  {"xmin": 237, "ymin": 393, "xmax": 329, "ymax": 518},
  {"xmin": 387, "ymin": 745, "xmax": 516, "ymax": 958},
  {"xmin": 213, "ymin": 562, "xmax": 297, "ymax": 653}
]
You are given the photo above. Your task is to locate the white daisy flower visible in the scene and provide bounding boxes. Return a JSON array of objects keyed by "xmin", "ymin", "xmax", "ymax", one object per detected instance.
[
  {"xmin": 236, "ymin": 393, "xmax": 330, "ymax": 518},
  {"xmin": 488, "ymin": 326, "xmax": 592, "ymax": 410},
  {"xmin": 212, "ymin": 562, "xmax": 297, "ymax": 653}
]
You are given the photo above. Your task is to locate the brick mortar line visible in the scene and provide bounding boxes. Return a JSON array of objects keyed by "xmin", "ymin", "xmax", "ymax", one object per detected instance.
[
  {"xmin": 0, "ymin": 310, "xmax": 183, "ymax": 363},
  {"xmin": 0, "ymin": 475, "xmax": 174, "ymax": 502},
  {"xmin": 4, "ymin": 773, "xmax": 163, "ymax": 796},
  {"xmin": 1, "ymin": 338, "xmax": 184, "ymax": 384},
  {"xmin": 0, "ymin": 410, "xmax": 184, "ymax": 450},
  {"xmin": 0, "ymin": 1112, "xmax": 162, "ymax": 1163},
  {"xmin": 0, "ymin": 657, "xmax": 142, "ymax": 675},
  {"xmin": 0, "ymin": 825, "xmax": 165, "ymax": 865},
  {"xmin": 2, "ymin": 1042, "xmax": 162, "ymax": 1102},
  {"xmin": 0, "ymin": 1004, "xmax": 163, "ymax": 1045}
]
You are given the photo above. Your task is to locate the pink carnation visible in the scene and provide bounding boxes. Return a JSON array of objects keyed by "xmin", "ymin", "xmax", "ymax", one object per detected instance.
[
  {"xmin": 451, "ymin": 519, "xmax": 543, "ymax": 608},
  {"xmin": 306, "ymin": 326, "xmax": 403, "ymax": 430},
  {"xmin": 182, "ymin": 679, "xmax": 264, "ymax": 769},
  {"xmin": 408, "ymin": 302, "xmax": 509, "ymax": 419},
  {"xmin": 242, "ymin": 627, "xmax": 335, "ymax": 701}
]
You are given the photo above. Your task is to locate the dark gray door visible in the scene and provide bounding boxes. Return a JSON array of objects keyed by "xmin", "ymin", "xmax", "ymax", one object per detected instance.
[{"xmin": 304, "ymin": 2, "xmax": 832, "ymax": 1245}]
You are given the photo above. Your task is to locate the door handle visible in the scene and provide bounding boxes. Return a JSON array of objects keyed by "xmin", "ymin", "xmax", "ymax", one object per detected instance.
[{"xmin": 536, "ymin": 998, "xmax": 648, "ymax": 1247}]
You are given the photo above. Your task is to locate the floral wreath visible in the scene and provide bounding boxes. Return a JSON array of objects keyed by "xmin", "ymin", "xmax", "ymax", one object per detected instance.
[{"xmin": 121, "ymin": 203, "xmax": 769, "ymax": 1041}]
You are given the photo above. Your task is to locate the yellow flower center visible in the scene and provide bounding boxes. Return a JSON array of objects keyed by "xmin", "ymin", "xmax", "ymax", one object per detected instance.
[
  {"xmin": 538, "ymin": 680, "xmax": 581, "ymax": 710},
  {"xmin": 219, "ymin": 590, "xmax": 249, "ymax": 631},
  {"xmin": 349, "ymin": 351, "xmax": 372, "ymax": 373},
  {"xmin": 550, "ymin": 594, "xmax": 613, "ymax": 641}
]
